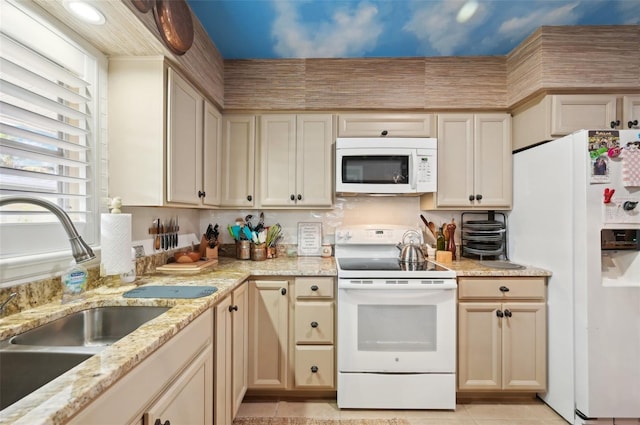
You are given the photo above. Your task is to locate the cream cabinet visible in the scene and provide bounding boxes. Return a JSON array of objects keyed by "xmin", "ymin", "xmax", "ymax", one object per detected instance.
[
  {"xmin": 247, "ymin": 279, "xmax": 290, "ymax": 389},
  {"xmin": 293, "ymin": 277, "xmax": 335, "ymax": 389},
  {"xmin": 108, "ymin": 57, "xmax": 222, "ymax": 207},
  {"xmin": 68, "ymin": 309, "xmax": 214, "ymax": 425},
  {"xmin": 457, "ymin": 277, "xmax": 546, "ymax": 392},
  {"xmin": 259, "ymin": 114, "xmax": 333, "ymax": 207},
  {"xmin": 512, "ymin": 94, "xmax": 640, "ymax": 151},
  {"xmin": 337, "ymin": 113, "xmax": 434, "ymax": 137},
  {"xmin": 221, "ymin": 115, "xmax": 256, "ymax": 207},
  {"xmin": 421, "ymin": 113, "xmax": 512, "ymax": 210},
  {"xmin": 247, "ymin": 277, "xmax": 336, "ymax": 392},
  {"xmin": 214, "ymin": 282, "xmax": 248, "ymax": 425}
]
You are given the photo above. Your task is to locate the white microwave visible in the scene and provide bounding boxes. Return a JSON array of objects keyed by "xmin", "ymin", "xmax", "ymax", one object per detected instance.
[{"xmin": 335, "ymin": 137, "xmax": 437, "ymax": 195}]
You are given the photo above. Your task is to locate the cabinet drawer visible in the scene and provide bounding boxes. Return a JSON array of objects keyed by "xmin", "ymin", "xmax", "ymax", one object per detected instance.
[
  {"xmin": 295, "ymin": 277, "xmax": 334, "ymax": 299},
  {"xmin": 294, "ymin": 346, "xmax": 334, "ymax": 389},
  {"xmin": 458, "ymin": 278, "xmax": 546, "ymax": 300},
  {"xmin": 295, "ymin": 302, "xmax": 334, "ymax": 344}
]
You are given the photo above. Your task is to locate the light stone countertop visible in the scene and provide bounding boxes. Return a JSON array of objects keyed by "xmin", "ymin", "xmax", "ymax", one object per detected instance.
[{"xmin": 0, "ymin": 255, "xmax": 549, "ymax": 424}]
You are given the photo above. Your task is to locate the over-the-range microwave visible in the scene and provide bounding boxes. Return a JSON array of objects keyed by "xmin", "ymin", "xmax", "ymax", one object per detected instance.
[{"xmin": 335, "ymin": 137, "xmax": 437, "ymax": 195}]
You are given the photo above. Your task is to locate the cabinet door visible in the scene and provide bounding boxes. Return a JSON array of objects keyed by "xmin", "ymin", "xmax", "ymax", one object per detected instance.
[
  {"xmin": 231, "ymin": 283, "xmax": 248, "ymax": 419},
  {"xmin": 145, "ymin": 344, "xmax": 213, "ymax": 425},
  {"xmin": 435, "ymin": 114, "xmax": 474, "ymax": 207},
  {"xmin": 259, "ymin": 115, "xmax": 297, "ymax": 206},
  {"xmin": 203, "ymin": 101, "xmax": 222, "ymax": 206},
  {"xmin": 296, "ymin": 114, "xmax": 333, "ymax": 207},
  {"xmin": 550, "ymin": 94, "xmax": 617, "ymax": 135},
  {"xmin": 502, "ymin": 302, "xmax": 546, "ymax": 391},
  {"xmin": 166, "ymin": 68, "xmax": 203, "ymax": 205},
  {"xmin": 248, "ymin": 280, "xmax": 290, "ymax": 389},
  {"xmin": 338, "ymin": 113, "xmax": 434, "ymax": 137},
  {"xmin": 473, "ymin": 114, "xmax": 512, "ymax": 208},
  {"xmin": 214, "ymin": 295, "xmax": 232, "ymax": 425},
  {"xmin": 458, "ymin": 302, "xmax": 501, "ymax": 390},
  {"xmin": 623, "ymin": 95, "xmax": 640, "ymax": 129},
  {"xmin": 221, "ymin": 115, "xmax": 255, "ymax": 207}
]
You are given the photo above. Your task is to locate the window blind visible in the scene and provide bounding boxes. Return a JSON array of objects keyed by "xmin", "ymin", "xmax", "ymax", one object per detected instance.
[{"xmin": 0, "ymin": 31, "xmax": 92, "ymax": 223}]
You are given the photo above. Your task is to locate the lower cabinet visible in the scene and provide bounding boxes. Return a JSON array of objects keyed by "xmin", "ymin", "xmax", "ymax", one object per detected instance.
[
  {"xmin": 68, "ymin": 309, "xmax": 214, "ymax": 425},
  {"xmin": 215, "ymin": 281, "xmax": 248, "ymax": 425},
  {"xmin": 457, "ymin": 277, "xmax": 547, "ymax": 392},
  {"xmin": 247, "ymin": 277, "xmax": 336, "ymax": 392}
]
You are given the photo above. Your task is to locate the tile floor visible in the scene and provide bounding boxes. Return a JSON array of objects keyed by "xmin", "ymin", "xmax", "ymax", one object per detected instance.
[{"xmin": 236, "ymin": 399, "xmax": 569, "ymax": 424}]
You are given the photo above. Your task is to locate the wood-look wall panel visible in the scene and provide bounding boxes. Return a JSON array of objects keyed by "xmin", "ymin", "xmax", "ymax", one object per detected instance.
[
  {"xmin": 305, "ymin": 58, "xmax": 425, "ymax": 110},
  {"xmin": 224, "ymin": 60, "xmax": 306, "ymax": 110},
  {"xmin": 424, "ymin": 57, "xmax": 507, "ymax": 109}
]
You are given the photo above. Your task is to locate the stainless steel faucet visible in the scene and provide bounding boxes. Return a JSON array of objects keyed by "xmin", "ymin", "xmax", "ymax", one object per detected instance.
[
  {"xmin": 0, "ymin": 292, "xmax": 17, "ymax": 316},
  {"xmin": 0, "ymin": 196, "xmax": 95, "ymax": 263}
]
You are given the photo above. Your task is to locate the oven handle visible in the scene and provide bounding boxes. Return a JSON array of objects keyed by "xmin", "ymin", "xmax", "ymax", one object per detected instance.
[
  {"xmin": 338, "ymin": 280, "xmax": 457, "ymax": 290},
  {"xmin": 338, "ymin": 288, "xmax": 456, "ymax": 301}
]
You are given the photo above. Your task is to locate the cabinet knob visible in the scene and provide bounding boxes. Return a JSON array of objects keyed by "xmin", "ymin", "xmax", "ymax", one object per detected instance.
[
  {"xmin": 311, "ymin": 321, "xmax": 318, "ymax": 328},
  {"xmin": 610, "ymin": 120, "xmax": 621, "ymax": 129},
  {"xmin": 228, "ymin": 305, "xmax": 238, "ymax": 312},
  {"xmin": 310, "ymin": 285, "xmax": 319, "ymax": 291},
  {"xmin": 290, "ymin": 194, "xmax": 295, "ymax": 201},
  {"xmin": 247, "ymin": 195, "xmax": 252, "ymax": 202},
  {"xmin": 629, "ymin": 119, "xmax": 639, "ymax": 129},
  {"xmin": 496, "ymin": 310, "xmax": 504, "ymax": 318},
  {"xmin": 381, "ymin": 130, "xmax": 388, "ymax": 136},
  {"xmin": 154, "ymin": 420, "xmax": 170, "ymax": 425},
  {"xmin": 297, "ymin": 194, "xmax": 302, "ymax": 201},
  {"xmin": 504, "ymin": 309, "xmax": 512, "ymax": 318},
  {"xmin": 198, "ymin": 190, "xmax": 205, "ymax": 198},
  {"xmin": 476, "ymin": 194, "xmax": 483, "ymax": 201},
  {"xmin": 281, "ymin": 287, "xmax": 287, "ymax": 296},
  {"xmin": 499, "ymin": 286, "xmax": 510, "ymax": 292},
  {"xmin": 468, "ymin": 195, "xmax": 475, "ymax": 201},
  {"xmin": 311, "ymin": 365, "xmax": 319, "ymax": 373}
]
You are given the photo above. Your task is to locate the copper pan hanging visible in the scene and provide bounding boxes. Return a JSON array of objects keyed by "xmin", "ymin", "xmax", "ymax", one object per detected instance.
[{"xmin": 153, "ymin": 0, "xmax": 194, "ymax": 56}]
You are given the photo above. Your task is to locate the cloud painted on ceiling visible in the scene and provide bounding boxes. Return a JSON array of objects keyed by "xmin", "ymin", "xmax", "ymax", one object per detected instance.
[{"xmin": 187, "ymin": 0, "xmax": 639, "ymax": 59}]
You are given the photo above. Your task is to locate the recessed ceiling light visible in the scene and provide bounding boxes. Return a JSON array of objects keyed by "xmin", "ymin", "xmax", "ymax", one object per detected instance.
[
  {"xmin": 456, "ymin": 0, "xmax": 479, "ymax": 23},
  {"xmin": 63, "ymin": 0, "xmax": 106, "ymax": 25}
]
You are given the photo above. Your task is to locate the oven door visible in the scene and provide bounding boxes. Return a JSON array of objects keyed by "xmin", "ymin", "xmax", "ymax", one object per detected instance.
[{"xmin": 337, "ymin": 283, "xmax": 456, "ymax": 373}]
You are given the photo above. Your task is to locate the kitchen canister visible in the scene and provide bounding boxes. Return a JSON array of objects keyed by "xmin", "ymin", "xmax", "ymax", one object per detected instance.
[
  {"xmin": 251, "ymin": 243, "xmax": 267, "ymax": 261},
  {"xmin": 236, "ymin": 240, "xmax": 250, "ymax": 260}
]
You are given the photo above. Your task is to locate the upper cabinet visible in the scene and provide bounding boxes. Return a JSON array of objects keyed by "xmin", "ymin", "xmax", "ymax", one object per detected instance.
[
  {"xmin": 259, "ymin": 114, "xmax": 334, "ymax": 208},
  {"xmin": 337, "ymin": 113, "xmax": 434, "ymax": 137},
  {"xmin": 221, "ymin": 115, "xmax": 256, "ymax": 207},
  {"xmin": 512, "ymin": 94, "xmax": 640, "ymax": 151},
  {"xmin": 421, "ymin": 113, "xmax": 512, "ymax": 210},
  {"xmin": 108, "ymin": 57, "xmax": 221, "ymax": 207}
]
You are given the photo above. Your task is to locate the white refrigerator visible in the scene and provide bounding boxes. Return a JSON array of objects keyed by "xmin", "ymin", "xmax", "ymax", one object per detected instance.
[{"xmin": 509, "ymin": 129, "xmax": 640, "ymax": 424}]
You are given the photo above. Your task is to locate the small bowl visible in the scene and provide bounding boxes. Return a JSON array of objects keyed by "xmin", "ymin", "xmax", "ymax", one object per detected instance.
[{"xmin": 175, "ymin": 251, "xmax": 201, "ymax": 263}]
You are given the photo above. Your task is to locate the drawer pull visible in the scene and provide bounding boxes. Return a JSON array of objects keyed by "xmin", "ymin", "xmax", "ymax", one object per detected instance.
[
  {"xmin": 496, "ymin": 310, "xmax": 504, "ymax": 318},
  {"xmin": 310, "ymin": 285, "xmax": 319, "ymax": 291},
  {"xmin": 228, "ymin": 305, "xmax": 238, "ymax": 312},
  {"xmin": 311, "ymin": 365, "xmax": 318, "ymax": 373},
  {"xmin": 499, "ymin": 286, "xmax": 510, "ymax": 292},
  {"xmin": 311, "ymin": 321, "xmax": 318, "ymax": 328},
  {"xmin": 154, "ymin": 420, "xmax": 170, "ymax": 425},
  {"xmin": 504, "ymin": 309, "xmax": 512, "ymax": 318}
]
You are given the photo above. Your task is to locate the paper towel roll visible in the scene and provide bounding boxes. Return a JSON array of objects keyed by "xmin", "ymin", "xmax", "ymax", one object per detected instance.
[{"xmin": 101, "ymin": 213, "xmax": 132, "ymax": 275}]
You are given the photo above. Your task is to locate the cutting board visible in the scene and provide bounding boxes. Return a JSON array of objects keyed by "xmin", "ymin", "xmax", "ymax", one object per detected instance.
[{"xmin": 156, "ymin": 259, "xmax": 218, "ymax": 272}]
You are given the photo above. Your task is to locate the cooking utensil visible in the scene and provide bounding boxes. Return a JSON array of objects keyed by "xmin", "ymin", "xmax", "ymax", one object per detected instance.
[
  {"xmin": 254, "ymin": 212, "xmax": 265, "ymax": 232},
  {"xmin": 153, "ymin": 0, "xmax": 194, "ymax": 56},
  {"xmin": 154, "ymin": 218, "xmax": 161, "ymax": 251}
]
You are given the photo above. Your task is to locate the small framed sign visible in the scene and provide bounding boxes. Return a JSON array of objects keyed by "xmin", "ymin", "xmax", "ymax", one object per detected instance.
[{"xmin": 297, "ymin": 222, "xmax": 323, "ymax": 256}]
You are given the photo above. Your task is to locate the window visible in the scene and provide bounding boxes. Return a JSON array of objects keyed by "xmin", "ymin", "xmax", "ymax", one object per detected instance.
[{"xmin": 0, "ymin": 1, "xmax": 105, "ymax": 285}]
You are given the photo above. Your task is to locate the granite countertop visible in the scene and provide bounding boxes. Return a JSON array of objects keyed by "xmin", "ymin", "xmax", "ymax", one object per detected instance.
[{"xmin": 0, "ymin": 255, "xmax": 549, "ymax": 424}]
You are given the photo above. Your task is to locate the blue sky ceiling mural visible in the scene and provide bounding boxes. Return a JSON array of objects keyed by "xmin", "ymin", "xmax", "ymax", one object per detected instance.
[{"xmin": 187, "ymin": 0, "xmax": 640, "ymax": 59}]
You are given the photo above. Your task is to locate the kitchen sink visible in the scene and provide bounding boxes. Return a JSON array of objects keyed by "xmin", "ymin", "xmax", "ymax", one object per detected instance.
[
  {"xmin": 0, "ymin": 350, "xmax": 93, "ymax": 410},
  {"xmin": 9, "ymin": 306, "xmax": 170, "ymax": 347}
]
